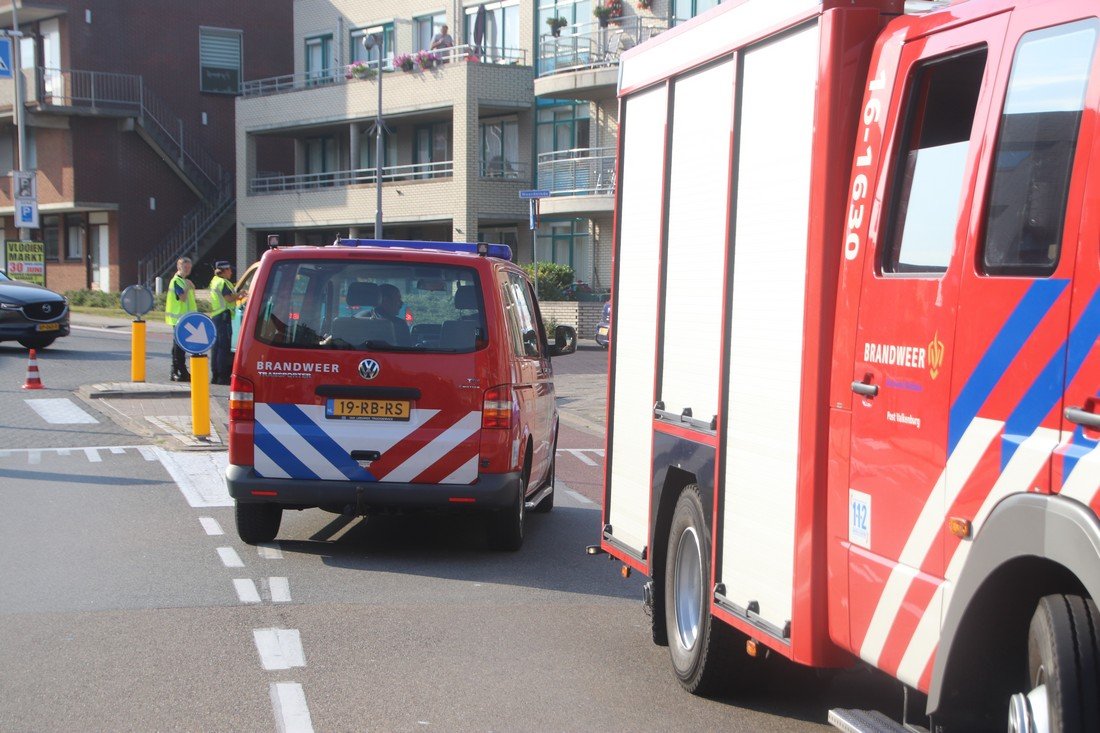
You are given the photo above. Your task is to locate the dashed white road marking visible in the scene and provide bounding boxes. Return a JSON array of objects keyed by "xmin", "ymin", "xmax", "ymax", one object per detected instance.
[
  {"xmin": 28, "ymin": 451, "xmax": 41, "ymax": 465},
  {"xmin": 270, "ymin": 682, "xmax": 314, "ymax": 733},
  {"xmin": 153, "ymin": 448, "xmax": 232, "ymax": 507},
  {"xmin": 84, "ymin": 448, "xmax": 102, "ymax": 463},
  {"xmin": 137, "ymin": 446, "xmax": 158, "ymax": 461},
  {"xmin": 561, "ymin": 448, "xmax": 598, "ymax": 466},
  {"xmin": 258, "ymin": 543, "xmax": 284, "ymax": 560},
  {"xmin": 253, "ymin": 628, "xmax": 306, "ymax": 670},
  {"xmin": 57, "ymin": 448, "xmax": 70, "ymax": 456},
  {"xmin": 25, "ymin": 398, "xmax": 98, "ymax": 424},
  {"xmin": 199, "ymin": 517, "xmax": 224, "ymax": 536},
  {"xmin": 564, "ymin": 488, "xmax": 595, "ymax": 506},
  {"xmin": 268, "ymin": 577, "xmax": 292, "ymax": 603},
  {"xmin": 217, "ymin": 547, "xmax": 244, "ymax": 568},
  {"xmin": 234, "ymin": 579, "xmax": 261, "ymax": 604},
  {"xmin": 109, "ymin": 446, "xmax": 125, "ymax": 454}
]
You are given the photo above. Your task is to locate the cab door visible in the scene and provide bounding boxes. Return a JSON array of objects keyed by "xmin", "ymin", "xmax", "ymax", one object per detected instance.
[{"xmin": 845, "ymin": 15, "xmax": 1007, "ymax": 687}]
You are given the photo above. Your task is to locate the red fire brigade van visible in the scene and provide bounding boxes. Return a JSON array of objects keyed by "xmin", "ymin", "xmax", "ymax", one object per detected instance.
[
  {"xmin": 598, "ymin": 0, "xmax": 1100, "ymax": 731},
  {"xmin": 227, "ymin": 240, "xmax": 576, "ymax": 551}
]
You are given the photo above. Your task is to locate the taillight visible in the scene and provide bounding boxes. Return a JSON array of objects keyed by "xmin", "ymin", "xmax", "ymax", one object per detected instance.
[
  {"xmin": 229, "ymin": 375, "xmax": 254, "ymax": 423},
  {"xmin": 482, "ymin": 385, "xmax": 515, "ymax": 429}
]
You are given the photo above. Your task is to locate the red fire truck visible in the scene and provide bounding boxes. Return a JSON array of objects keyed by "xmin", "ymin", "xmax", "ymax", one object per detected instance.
[{"xmin": 597, "ymin": 1, "xmax": 1100, "ymax": 730}]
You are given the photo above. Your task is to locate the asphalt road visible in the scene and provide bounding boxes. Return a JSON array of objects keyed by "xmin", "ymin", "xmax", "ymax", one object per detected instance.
[{"xmin": 0, "ymin": 323, "xmax": 897, "ymax": 731}]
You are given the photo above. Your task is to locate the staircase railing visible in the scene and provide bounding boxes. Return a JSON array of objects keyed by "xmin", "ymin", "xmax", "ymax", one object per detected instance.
[
  {"xmin": 137, "ymin": 174, "xmax": 235, "ymax": 286},
  {"xmin": 36, "ymin": 67, "xmax": 226, "ymax": 196}
]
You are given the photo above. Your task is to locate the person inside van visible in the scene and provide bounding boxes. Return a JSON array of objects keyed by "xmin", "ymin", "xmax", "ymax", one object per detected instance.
[{"xmin": 376, "ymin": 283, "xmax": 412, "ymax": 346}]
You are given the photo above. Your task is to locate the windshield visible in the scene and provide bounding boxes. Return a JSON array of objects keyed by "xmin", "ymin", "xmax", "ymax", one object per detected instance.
[
  {"xmin": 254, "ymin": 258, "xmax": 487, "ymax": 353},
  {"xmin": 0, "ymin": 271, "xmax": 9, "ymax": 281}
]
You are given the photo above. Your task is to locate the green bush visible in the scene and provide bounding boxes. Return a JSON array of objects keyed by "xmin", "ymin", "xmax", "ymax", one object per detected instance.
[
  {"xmin": 65, "ymin": 289, "xmax": 211, "ymax": 314},
  {"xmin": 520, "ymin": 261, "xmax": 574, "ymax": 301}
]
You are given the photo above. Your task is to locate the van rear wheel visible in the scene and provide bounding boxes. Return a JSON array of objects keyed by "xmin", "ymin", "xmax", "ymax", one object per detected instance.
[
  {"xmin": 236, "ymin": 502, "xmax": 282, "ymax": 544},
  {"xmin": 489, "ymin": 473, "xmax": 526, "ymax": 551},
  {"xmin": 665, "ymin": 486, "xmax": 732, "ymax": 696}
]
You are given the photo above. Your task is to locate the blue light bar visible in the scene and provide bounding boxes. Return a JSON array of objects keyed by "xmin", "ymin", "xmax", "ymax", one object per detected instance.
[{"xmin": 335, "ymin": 238, "xmax": 512, "ymax": 261}]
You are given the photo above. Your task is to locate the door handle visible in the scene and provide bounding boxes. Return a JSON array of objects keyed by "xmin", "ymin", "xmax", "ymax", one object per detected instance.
[
  {"xmin": 851, "ymin": 381, "xmax": 879, "ymax": 398},
  {"xmin": 1065, "ymin": 407, "xmax": 1100, "ymax": 429}
]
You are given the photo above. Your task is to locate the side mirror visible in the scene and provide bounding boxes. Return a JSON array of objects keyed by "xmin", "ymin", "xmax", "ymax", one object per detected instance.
[{"xmin": 547, "ymin": 324, "xmax": 577, "ymax": 357}]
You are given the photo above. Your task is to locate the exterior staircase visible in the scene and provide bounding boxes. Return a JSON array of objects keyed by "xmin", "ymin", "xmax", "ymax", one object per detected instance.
[{"xmin": 29, "ymin": 68, "xmax": 235, "ymax": 285}]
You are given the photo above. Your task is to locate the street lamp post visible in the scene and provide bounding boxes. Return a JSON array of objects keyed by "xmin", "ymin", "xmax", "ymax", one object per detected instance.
[{"xmin": 362, "ymin": 33, "xmax": 384, "ymax": 239}]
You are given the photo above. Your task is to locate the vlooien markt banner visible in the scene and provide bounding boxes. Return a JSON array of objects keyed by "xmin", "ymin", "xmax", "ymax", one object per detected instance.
[{"xmin": 4, "ymin": 240, "xmax": 46, "ymax": 286}]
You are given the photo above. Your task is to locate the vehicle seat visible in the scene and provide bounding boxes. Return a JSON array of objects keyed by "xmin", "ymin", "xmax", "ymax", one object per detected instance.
[
  {"xmin": 346, "ymin": 281, "xmax": 381, "ymax": 312},
  {"xmin": 440, "ymin": 320, "xmax": 480, "ymax": 350},
  {"xmin": 453, "ymin": 284, "xmax": 479, "ymax": 318},
  {"xmin": 411, "ymin": 323, "xmax": 442, "ymax": 344},
  {"xmin": 330, "ymin": 317, "xmax": 395, "ymax": 347}
]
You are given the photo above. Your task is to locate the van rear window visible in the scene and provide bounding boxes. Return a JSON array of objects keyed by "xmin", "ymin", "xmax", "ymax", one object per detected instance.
[{"xmin": 253, "ymin": 259, "xmax": 487, "ymax": 353}]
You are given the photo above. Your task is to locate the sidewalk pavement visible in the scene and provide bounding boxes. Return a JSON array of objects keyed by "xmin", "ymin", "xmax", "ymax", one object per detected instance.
[{"xmin": 70, "ymin": 311, "xmax": 608, "ymax": 449}]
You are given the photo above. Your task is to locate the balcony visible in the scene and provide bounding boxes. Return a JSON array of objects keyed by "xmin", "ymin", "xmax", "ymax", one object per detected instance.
[
  {"xmin": 250, "ymin": 160, "xmax": 454, "ymax": 195},
  {"xmin": 534, "ymin": 18, "xmax": 668, "ymax": 100},
  {"xmin": 536, "ymin": 146, "xmax": 615, "ymax": 216}
]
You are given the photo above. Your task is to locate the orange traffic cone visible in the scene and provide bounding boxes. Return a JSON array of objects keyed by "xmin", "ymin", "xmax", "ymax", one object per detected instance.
[{"xmin": 22, "ymin": 348, "xmax": 44, "ymax": 390}]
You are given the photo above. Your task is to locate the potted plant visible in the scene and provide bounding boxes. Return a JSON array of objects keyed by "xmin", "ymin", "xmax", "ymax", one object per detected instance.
[
  {"xmin": 347, "ymin": 61, "xmax": 374, "ymax": 79},
  {"xmin": 415, "ymin": 50, "xmax": 435, "ymax": 70},
  {"xmin": 636, "ymin": 0, "xmax": 652, "ymax": 9},
  {"xmin": 393, "ymin": 52, "xmax": 415, "ymax": 72},
  {"xmin": 546, "ymin": 16, "xmax": 568, "ymax": 37},
  {"xmin": 593, "ymin": 0, "xmax": 623, "ymax": 28}
]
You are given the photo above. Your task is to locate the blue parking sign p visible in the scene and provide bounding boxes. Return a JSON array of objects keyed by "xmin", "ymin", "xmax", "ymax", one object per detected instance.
[{"xmin": 0, "ymin": 38, "xmax": 11, "ymax": 80}]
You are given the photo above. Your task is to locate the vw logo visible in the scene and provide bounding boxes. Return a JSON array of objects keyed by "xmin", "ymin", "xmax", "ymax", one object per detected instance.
[
  {"xmin": 358, "ymin": 359, "xmax": 380, "ymax": 380},
  {"xmin": 42, "ymin": 303, "xmax": 52, "ymax": 314}
]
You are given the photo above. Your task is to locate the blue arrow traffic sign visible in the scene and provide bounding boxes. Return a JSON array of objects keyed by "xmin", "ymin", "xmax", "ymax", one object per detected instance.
[
  {"xmin": 0, "ymin": 39, "xmax": 11, "ymax": 80},
  {"xmin": 174, "ymin": 312, "xmax": 216, "ymax": 355}
]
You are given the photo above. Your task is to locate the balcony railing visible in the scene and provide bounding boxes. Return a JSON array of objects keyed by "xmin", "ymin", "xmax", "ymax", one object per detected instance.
[
  {"xmin": 537, "ymin": 147, "xmax": 616, "ymax": 196},
  {"xmin": 241, "ymin": 44, "xmax": 528, "ymax": 99},
  {"xmin": 250, "ymin": 160, "xmax": 454, "ymax": 194},
  {"xmin": 479, "ymin": 159, "xmax": 530, "ymax": 180},
  {"xmin": 538, "ymin": 17, "xmax": 669, "ymax": 76}
]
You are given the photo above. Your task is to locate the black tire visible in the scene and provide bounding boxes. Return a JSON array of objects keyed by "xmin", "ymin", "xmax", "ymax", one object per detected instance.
[
  {"xmin": 489, "ymin": 471, "xmax": 526, "ymax": 551},
  {"xmin": 664, "ymin": 486, "xmax": 731, "ymax": 696},
  {"xmin": 18, "ymin": 337, "xmax": 56, "ymax": 349},
  {"xmin": 1014, "ymin": 594, "xmax": 1100, "ymax": 733},
  {"xmin": 236, "ymin": 501, "xmax": 282, "ymax": 544},
  {"xmin": 532, "ymin": 439, "xmax": 555, "ymax": 514}
]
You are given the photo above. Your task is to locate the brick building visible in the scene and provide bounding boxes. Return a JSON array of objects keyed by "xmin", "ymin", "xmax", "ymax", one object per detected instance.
[
  {"xmin": 0, "ymin": 0, "xmax": 293, "ymax": 293},
  {"xmin": 234, "ymin": 0, "xmax": 710, "ymax": 290}
]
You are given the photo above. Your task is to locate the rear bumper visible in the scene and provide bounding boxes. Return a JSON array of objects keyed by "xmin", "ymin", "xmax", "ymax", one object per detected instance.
[{"xmin": 226, "ymin": 464, "xmax": 522, "ymax": 511}]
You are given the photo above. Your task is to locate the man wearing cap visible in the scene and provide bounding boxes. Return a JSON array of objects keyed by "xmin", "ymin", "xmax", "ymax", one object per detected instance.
[
  {"xmin": 165, "ymin": 257, "xmax": 197, "ymax": 382},
  {"xmin": 208, "ymin": 261, "xmax": 240, "ymax": 385}
]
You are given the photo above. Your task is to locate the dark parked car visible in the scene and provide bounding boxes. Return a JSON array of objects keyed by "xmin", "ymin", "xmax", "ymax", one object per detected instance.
[
  {"xmin": 595, "ymin": 299, "xmax": 611, "ymax": 348},
  {"xmin": 0, "ymin": 271, "xmax": 70, "ymax": 349}
]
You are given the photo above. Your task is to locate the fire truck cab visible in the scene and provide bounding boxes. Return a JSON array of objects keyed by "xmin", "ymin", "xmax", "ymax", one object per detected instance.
[{"xmin": 599, "ymin": 0, "xmax": 1100, "ymax": 730}]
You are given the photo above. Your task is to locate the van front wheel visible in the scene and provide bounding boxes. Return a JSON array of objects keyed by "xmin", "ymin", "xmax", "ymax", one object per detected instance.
[{"xmin": 236, "ymin": 502, "xmax": 282, "ymax": 544}]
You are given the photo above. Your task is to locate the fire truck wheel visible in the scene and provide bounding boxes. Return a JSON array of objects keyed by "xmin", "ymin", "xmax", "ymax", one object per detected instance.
[
  {"xmin": 1008, "ymin": 594, "xmax": 1100, "ymax": 733},
  {"xmin": 235, "ymin": 502, "xmax": 282, "ymax": 545},
  {"xmin": 664, "ymin": 486, "xmax": 728, "ymax": 695},
  {"xmin": 489, "ymin": 472, "xmax": 526, "ymax": 551}
]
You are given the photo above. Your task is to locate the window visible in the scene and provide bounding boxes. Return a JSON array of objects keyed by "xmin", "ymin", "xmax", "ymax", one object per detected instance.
[
  {"xmin": 306, "ymin": 34, "xmax": 334, "ymax": 83},
  {"xmin": 883, "ymin": 49, "xmax": 987, "ymax": 275},
  {"xmin": 65, "ymin": 215, "xmax": 84, "ymax": 260},
  {"xmin": 981, "ymin": 20, "xmax": 1097, "ymax": 277},
  {"xmin": 351, "ymin": 24, "xmax": 394, "ymax": 68},
  {"xmin": 464, "ymin": 0, "xmax": 520, "ymax": 62},
  {"xmin": 41, "ymin": 215, "xmax": 60, "ymax": 261},
  {"xmin": 672, "ymin": 0, "xmax": 720, "ymax": 25},
  {"xmin": 506, "ymin": 272, "xmax": 543, "ymax": 357},
  {"xmin": 481, "ymin": 118, "xmax": 519, "ymax": 177},
  {"xmin": 304, "ymin": 136, "xmax": 337, "ymax": 184},
  {"xmin": 414, "ymin": 122, "xmax": 452, "ymax": 178},
  {"xmin": 256, "ymin": 259, "xmax": 486, "ymax": 353},
  {"xmin": 359, "ymin": 129, "xmax": 397, "ymax": 171},
  {"xmin": 414, "ymin": 14, "xmax": 447, "ymax": 52},
  {"xmin": 536, "ymin": 102, "xmax": 590, "ymax": 155},
  {"xmin": 200, "ymin": 28, "xmax": 242, "ymax": 94}
]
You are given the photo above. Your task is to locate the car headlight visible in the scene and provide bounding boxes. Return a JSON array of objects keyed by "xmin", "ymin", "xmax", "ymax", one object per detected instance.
[{"xmin": 0, "ymin": 301, "xmax": 21, "ymax": 310}]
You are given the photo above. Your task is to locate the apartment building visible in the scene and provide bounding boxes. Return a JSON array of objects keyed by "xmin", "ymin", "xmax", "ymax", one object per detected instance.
[
  {"xmin": 0, "ymin": 0, "xmax": 293, "ymax": 292},
  {"xmin": 235, "ymin": 0, "xmax": 717, "ymax": 289}
]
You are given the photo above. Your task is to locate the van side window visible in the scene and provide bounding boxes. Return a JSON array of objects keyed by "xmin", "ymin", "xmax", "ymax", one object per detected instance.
[
  {"xmin": 981, "ymin": 20, "xmax": 1098, "ymax": 277},
  {"xmin": 508, "ymin": 272, "xmax": 543, "ymax": 358},
  {"xmin": 883, "ymin": 48, "xmax": 987, "ymax": 275},
  {"xmin": 500, "ymin": 275, "xmax": 527, "ymax": 356}
]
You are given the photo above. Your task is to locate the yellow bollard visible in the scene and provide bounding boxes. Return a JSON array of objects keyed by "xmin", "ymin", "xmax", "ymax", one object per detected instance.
[
  {"xmin": 190, "ymin": 354, "xmax": 210, "ymax": 438},
  {"xmin": 130, "ymin": 319, "xmax": 146, "ymax": 382}
]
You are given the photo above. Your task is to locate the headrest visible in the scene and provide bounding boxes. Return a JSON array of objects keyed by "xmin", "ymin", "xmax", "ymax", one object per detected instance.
[
  {"xmin": 454, "ymin": 284, "xmax": 478, "ymax": 310},
  {"xmin": 347, "ymin": 281, "xmax": 381, "ymax": 308}
]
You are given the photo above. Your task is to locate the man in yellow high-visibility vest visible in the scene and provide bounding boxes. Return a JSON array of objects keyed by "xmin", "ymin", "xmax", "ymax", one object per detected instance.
[
  {"xmin": 165, "ymin": 256, "xmax": 197, "ymax": 382},
  {"xmin": 208, "ymin": 260, "xmax": 240, "ymax": 385}
]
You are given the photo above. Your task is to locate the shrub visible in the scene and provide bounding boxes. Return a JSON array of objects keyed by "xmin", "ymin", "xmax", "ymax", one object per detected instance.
[{"xmin": 520, "ymin": 261, "xmax": 574, "ymax": 301}]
